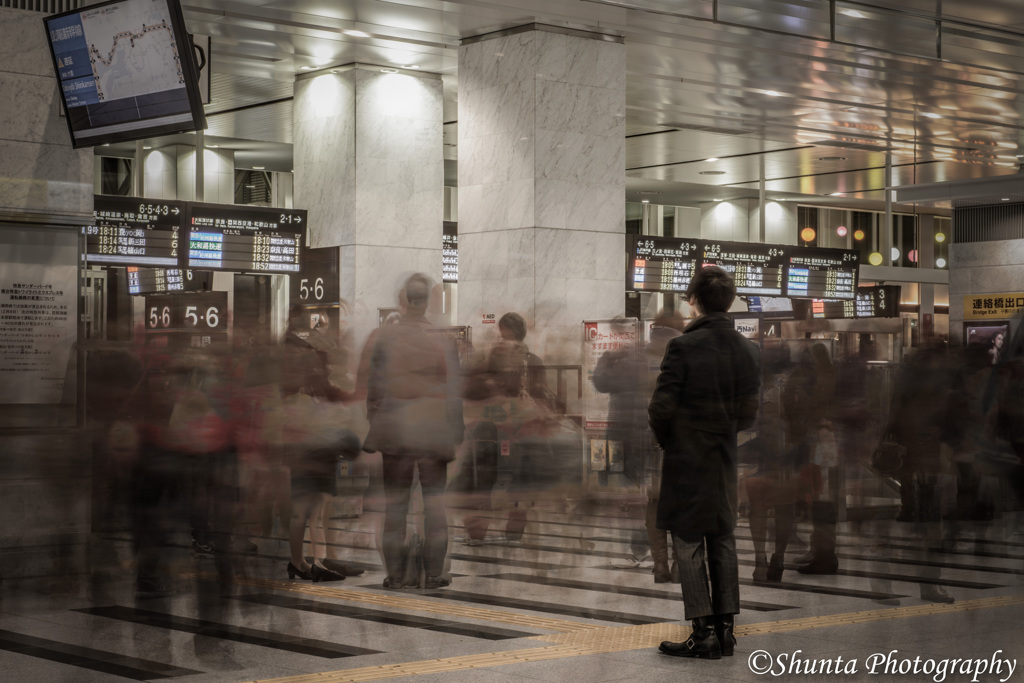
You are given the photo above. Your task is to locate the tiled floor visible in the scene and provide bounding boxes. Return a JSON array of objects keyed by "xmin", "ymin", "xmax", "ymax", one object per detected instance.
[{"xmin": 3, "ymin": 504, "xmax": 1023, "ymax": 682}]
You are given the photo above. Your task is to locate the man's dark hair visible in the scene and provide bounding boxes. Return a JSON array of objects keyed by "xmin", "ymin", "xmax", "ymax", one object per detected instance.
[
  {"xmin": 498, "ymin": 312, "xmax": 527, "ymax": 341},
  {"xmin": 686, "ymin": 265, "xmax": 735, "ymax": 313}
]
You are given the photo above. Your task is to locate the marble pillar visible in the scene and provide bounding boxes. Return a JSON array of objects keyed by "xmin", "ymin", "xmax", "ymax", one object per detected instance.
[
  {"xmin": 457, "ymin": 26, "xmax": 626, "ymax": 362},
  {"xmin": 293, "ymin": 64, "xmax": 444, "ymax": 336},
  {"xmin": 142, "ymin": 146, "xmax": 235, "ymax": 203},
  {"xmin": 0, "ymin": 8, "xmax": 92, "ymax": 217}
]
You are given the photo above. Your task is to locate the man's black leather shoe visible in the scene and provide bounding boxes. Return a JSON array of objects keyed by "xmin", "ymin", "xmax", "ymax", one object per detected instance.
[
  {"xmin": 714, "ymin": 614, "xmax": 735, "ymax": 656},
  {"xmin": 659, "ymin": 616, "xmax": 721, "ymax": 659}
]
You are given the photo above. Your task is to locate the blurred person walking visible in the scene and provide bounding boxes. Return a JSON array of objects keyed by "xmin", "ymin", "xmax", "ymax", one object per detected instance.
[
  {"xmin": 363, "ymin": 274, "xmax": 464, "ymax": 589},
  {"xmin": 650, "ymin": 266, "xmax": 760, "ymax": 660}
]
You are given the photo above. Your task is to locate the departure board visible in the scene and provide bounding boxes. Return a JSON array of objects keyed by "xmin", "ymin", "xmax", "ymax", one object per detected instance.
[
  {"xmin": 628, "ymin": 235, "xmax": 703, "ymax": 293},
  {"xmin": 443, "ymin": 221, "xmax": 458, "ymax": 283},
  {"xmin": 184, "ymin": 203, "xmax": 305, "ymax": 273},
  {"xmin": 784, "ymin": 247, "xmax": 859, "ymax": 300},
  {"xmin": 701, "ymin": 240, "xmax": 787, "ymax": 296},
  {"xmin": 86, "ymin": 196, "xmax": 184, "ymax": 266},
  {"xmin": 812, "ymin": 299, "xmax": 857, "ymax": 319},
  {"xmin": 126, "ymin": 267, "xmax": 211, "ymax": 295},
  {"xmin": 856, "ymin": 284, "xmax": 901, "ymax": 318}
]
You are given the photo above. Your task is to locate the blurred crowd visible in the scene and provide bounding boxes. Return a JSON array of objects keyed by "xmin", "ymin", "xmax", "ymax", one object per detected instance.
[{"xmin": 84, "ymin": 272, "xmax": 1024, "ymax": 609}]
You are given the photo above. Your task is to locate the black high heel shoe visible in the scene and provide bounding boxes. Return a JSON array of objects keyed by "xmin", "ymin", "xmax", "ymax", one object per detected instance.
[
  {"xmin": 287, "ymin": 562, "xmax": 313, "ymax": 580},
  {"xmin": 310, "ymin": 564, "xmax": 345, "ymax": 582}
]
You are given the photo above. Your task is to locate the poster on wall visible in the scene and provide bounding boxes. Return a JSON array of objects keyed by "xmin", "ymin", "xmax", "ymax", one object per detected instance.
[
  {"xmin": 965, "ymin": 322, "xmax": 1010, "ymax": 365},
  {"xmin": 0, "ymin": 226, "xmax": 78, "ymax": 404},
  {"xmin": 582, "ymin": 319, "xmax": 639, "ymax": 431}
]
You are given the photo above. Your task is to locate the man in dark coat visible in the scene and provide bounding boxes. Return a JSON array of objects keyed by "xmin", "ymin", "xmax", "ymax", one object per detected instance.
[{"xmin": 649, "ymin": 266, "xmax": 760, "ymax": 660}]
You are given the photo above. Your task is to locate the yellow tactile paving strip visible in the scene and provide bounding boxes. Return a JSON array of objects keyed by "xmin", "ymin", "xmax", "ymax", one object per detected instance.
[
  {"xmin": 248, "ymin": 594, "xmax": 1024, "ymax": 682},
  {"xmin": 195, "ymin": 571, "xmax": 602, "ymax": 634}
]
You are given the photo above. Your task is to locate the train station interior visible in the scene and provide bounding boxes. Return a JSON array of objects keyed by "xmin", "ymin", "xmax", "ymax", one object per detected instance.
[{"xmin": 2, "ymin": 0, "xmax": 1024, "ymax": 680}]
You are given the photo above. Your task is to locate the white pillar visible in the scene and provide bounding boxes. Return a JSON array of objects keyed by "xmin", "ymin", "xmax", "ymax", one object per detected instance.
[
  {"xmin": 294, "ymin": 64, "xmax": 444, "ymax": 336},
  {"xmin": 457, "ymin": 26, "xmax": 626, "ymax": 362}
]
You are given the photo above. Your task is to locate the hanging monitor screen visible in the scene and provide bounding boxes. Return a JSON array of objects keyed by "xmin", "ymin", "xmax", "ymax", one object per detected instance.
[
  {"xmin": 86, "ymin": 196, "xmax": 184, "ymax": 266},
  {"xmin": 43, "ymin": 0, "xmax": 206, "ymax": 148},
  {"xmin": 784, "ymin": 246, "xmax": 859, "ymax": 300},
  {"xmin": 700, "ymin": 240, "xmax": 788, "ymax": 296},
  {"xmin": 628, "ymin": 235, "xmax": 703, "ymax": 293},
  {"xmin": 184, "ymin": 203, "xmax": 305, "ymax": 274}
]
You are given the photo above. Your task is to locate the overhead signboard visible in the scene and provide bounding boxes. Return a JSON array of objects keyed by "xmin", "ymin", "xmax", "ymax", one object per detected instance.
[
  {"xmin": 289, "ymin": 246, "xmax": 339, "ymax": 305},
  {"xmin": 627, "ymin": 236, "xmax": 860, "ymax": 301},
  {"xmin": 701, "ymin": 240, "xmax": 787, "ymax": 296},
  {"xmin": 184, "ymin": 202, "xmax": 305, "ymax": 274},
  {"xmin": 86, "ymin": 196, "xmax": 184, "ymax": 267},
  {"xmin": 812, "ymin": 285, "xmax": 902, "ymax": 319},
  {"xmin": 143, "ymin": 290, "xmax": 228, "ymax": 348},
  {"xmin": 963, "ymin": 293, "xmax": 1024, "ymax": 320},
  {"xmin": 783, "ymin": 246, "xmax": 859, "ymax": 300},
  {"xmin": 628, "ymin": 235, "xmax": 702, "ymax": 294},
  {"xmin": 126, "ymin": 266, "xmax": 210, "ymax": 295},
  {"xmin": 442, "ymin": 221, "xmax": 458, "ymax": 283}
]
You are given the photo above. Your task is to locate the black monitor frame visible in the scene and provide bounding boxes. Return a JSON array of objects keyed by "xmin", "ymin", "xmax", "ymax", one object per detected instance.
[{"xmin": 43, "ymin": 0, "xmax": 206, "ymax": 148}]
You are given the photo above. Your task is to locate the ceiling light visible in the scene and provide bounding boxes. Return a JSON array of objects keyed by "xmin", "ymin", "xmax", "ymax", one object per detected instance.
[
  {"xmin": 208, "ymin": 144, "xmax": 218, "ymax": 148},
  {"xmin": 143, "ymin": 146, "xmax": 152, "ymax": 150},
  {"xmin": 922, "ymin": 112, "xmax": 941, "ymax": 119},
  {"xmin": 839, "ymin": 8, "xmax": 867, "ymax": 19},
  {"xmin": 641, "ymin": 199, "xmax": 650, "ymax": 203},
  {"xmin": 344, "ymin": 30, "xmax": 370, "ymax": 38},
  {"xmin": 868, "ymin": 252, "xmax": 883, "ymax": 266},
  {"xmin": 705, "ymin": 157, "xmax": 719, "ymax": 162},
  {"xmin": 380, "ymin": 68, "xmax": 399, "ymax": 73},
  {"xmin": 300, "ymin": 66, "xmax": 317, "ymax": 70},
  {"xmin": 836, "ymin": 226, "xmax": 848, "ymax": 237},
  {"xmin": 891, "ymin": 247, "xmax": 901, "ymax": 260},
  {"xmin": 1002, "ymin": 197, "xmax": 1011, "ymax": 201},
  {"xmin": 854, "ymin": 229, "xmax": 865, "ymax": 241},
  {"xmin": 936, "ymin": 257, "xmax": 947, "ymax": 268},
  {"xmin": 713, "ymin": 198, "xmax": 723, "ymax": 202},
  {"xmin": 253, "ymin": 166, "xmax": 265, "ymax": 170},
  {"xmin": 829, "ymin": 192, "xmax": 844, "ymax": 196},
  {"xmin": 763, "ymin": 90, "xmax": 783, "ymax": 97},
  {"xmin": 403, "ymin": 65, "xmax": 420, "ymax": 69},
  {"xmin": 102, "ymin": 143, "xmax": 110, "ymax": 147},
  {"xmin": 935, "ymin": 232, "xmax": 946, "ymax": 243},
  {"xmin": 801, "ymin": 227, "xmax": 816, "ymax": 242}
]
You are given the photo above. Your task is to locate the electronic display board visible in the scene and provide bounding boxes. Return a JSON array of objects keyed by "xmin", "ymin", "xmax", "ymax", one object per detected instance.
[
  {"xmin": 628, "ymin": 235, "xmax": 703, "ymax": 293},
  {"xmin": 443, "ymin": 221, "xmax": 458, "ymax": 283},
  {"xmin": 812, "ymin": 285, "xmax": 902, "ymax": 319},
  {"xmin": 812, "ymin": 299, "xmax": 857, "ymax": 319},
  {"xmin": 86, "ymin": 196, "xmax": 184, "ymax": 266},
  {"xmin": 701, "ymin": 240, "xmax": 787, "ymax": 296},
  {"xmin": 784, "ymin": 246, "xmax": 859, "ymax": 300},
  {"xmin": 43, "ymin": 0, "xmax": 207, "ymax": 148},
  {"xmin": 184, "ymin": 203, "xmax": 305, "ymax": 274},
  {"xmin": 126, "ymin": 266, "xmax": 210, "ymax": 295}
]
